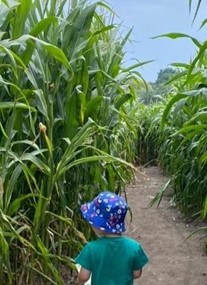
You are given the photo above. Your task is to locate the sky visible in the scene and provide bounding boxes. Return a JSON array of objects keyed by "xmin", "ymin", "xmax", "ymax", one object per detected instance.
[{"xmin": 106, "ymin": 0, "xmax": 207, "ymax": 82}]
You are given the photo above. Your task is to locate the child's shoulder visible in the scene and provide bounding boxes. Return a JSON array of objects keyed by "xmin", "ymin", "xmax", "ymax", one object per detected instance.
[{"xmin": 122, "ymin": 235, "xmax": 141, "ymax": 246}]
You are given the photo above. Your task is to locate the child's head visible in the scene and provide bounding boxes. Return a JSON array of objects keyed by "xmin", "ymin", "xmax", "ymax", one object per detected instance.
[{"xmin": 80, "ymin": 191, "xmax": 128, "ymax": 234}]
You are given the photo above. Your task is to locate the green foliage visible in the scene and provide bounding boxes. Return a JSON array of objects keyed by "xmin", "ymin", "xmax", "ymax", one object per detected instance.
[
  {"xmin": 138, "ymin": 67, "xmax": 178, "ymax": 105},
  {"xmin": 136, "ymin": 30, "xmax": 207, "ymax": 221},
  {"xmin": 189, "ymin": 0, "xmax": 203, "ymax": 23},
  {"xmin": 0, "ymin": 0, "xmax": 140, "ymax": 283},
  {"xmin": 155, "ymin": 68, "xmax": 177, "ymax": 85},
  {"xmin": 136, "ymin": 0, "xmax": 207, "ymax": 243},
  {"xmin": 136, "ymin": 102, "xmax": 165, "ymax": 165}
]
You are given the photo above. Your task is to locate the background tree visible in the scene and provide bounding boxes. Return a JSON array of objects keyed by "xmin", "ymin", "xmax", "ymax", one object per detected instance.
[
  {"xmin": 155, "ymin": 67, "xmax": 177, "ymax": 85},
  {"xmin": 138, "ymin": 67, "xmax": 178, "ymax": 104}
]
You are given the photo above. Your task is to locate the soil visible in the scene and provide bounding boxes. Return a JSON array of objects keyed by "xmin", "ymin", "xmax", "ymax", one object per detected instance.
[{"xmin": 126, "ymin": 166, "xmax": 207, "ymax": 285}]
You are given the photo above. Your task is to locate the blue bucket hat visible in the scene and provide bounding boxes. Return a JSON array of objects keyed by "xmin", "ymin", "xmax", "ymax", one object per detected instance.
[{"xmin": 80, "ymin": 191, "xmax": 128, "ymax": 233}]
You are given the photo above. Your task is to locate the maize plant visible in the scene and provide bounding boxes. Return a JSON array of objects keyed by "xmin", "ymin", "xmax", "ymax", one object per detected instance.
[
  {"xmin": 136, "ymin": 0, "xmax": 207, "ymax": 221},
  {"xmin": 0, "ymin": 0, "xmax": 143, "ymax": 283}
]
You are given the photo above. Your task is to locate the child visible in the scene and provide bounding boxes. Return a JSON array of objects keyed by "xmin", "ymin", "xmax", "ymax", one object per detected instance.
[{"xmin": 75, "ymin": 191, "xmax": 149, "ymax": 285}]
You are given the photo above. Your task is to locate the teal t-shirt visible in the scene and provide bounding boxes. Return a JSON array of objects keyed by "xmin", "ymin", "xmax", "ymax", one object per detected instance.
[{"xmin": 75, "ymin": 236, "xmax": 149, "ymax": 285}]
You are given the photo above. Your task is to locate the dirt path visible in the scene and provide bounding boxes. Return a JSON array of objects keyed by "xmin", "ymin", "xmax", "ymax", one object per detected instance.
[{"xmin": 126, "ymin": 166, "xmax": 207, "ymax": 285}]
